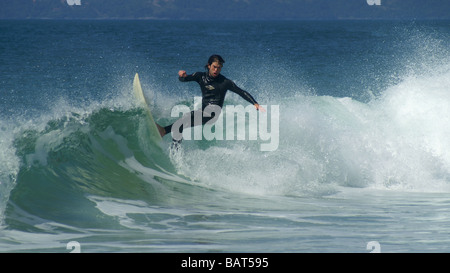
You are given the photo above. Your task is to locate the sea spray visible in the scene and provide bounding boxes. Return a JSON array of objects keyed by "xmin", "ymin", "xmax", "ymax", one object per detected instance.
[
  {"xmin": 369, "ymin": 68, "xmax": 450, "ymax": 190},
  {"xmin": 0, "ymin": 120, "xmax": 20, "ymax": 226}
]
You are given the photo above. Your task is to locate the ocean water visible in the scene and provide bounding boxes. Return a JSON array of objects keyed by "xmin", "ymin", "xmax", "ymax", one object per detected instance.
[{"xmin": 0, "ymin": 20, "xmax": 449, "ymax": 253}]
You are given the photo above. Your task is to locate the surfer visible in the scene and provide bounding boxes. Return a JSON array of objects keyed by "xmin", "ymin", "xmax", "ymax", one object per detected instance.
[{"xmin": 156, "ymin": 54, "xmax": 265, "ymax": 142}]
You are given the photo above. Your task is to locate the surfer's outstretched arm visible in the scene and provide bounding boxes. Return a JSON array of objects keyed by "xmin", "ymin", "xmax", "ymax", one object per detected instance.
[{"xmin": 227, "ymin": 80, "xmax": 266, "ymax": 112}]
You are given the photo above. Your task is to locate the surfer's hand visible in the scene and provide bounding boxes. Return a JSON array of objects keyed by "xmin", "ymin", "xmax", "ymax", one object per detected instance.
[
  {"xmin": 178, "ymin": 70, "xmax": 187, "ymax": 78},
  {"xmin": 255, "ymin": 104, "xmax": 266, "ymax": 112}
]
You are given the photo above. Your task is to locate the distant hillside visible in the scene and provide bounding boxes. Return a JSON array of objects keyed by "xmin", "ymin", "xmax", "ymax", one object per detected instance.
[{"xmin": 1, "ymin": 0, "xmax": 449, "ymax": 20}]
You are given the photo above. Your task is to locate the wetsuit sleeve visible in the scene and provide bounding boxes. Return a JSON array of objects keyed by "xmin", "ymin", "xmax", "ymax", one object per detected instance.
[
  {"xmin": 228, "ymin": 80, "xmax": 258, "ymax": 105},
  {"xmin": 179, "ymin": 72, "xmax": 201, "ymax": 82}
]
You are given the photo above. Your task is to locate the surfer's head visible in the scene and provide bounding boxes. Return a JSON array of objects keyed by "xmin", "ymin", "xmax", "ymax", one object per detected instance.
[{"xmin": 205, "ymin": 55, "xmax": 224, "ymax": 78}]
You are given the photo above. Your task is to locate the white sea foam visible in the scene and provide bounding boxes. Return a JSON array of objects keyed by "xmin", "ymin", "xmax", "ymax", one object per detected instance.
[{"xmin": 174, "ymin": 65, "xmax": 450, "ymax": 195}]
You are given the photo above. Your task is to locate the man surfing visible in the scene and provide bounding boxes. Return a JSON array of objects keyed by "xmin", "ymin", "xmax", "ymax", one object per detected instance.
[{"xmin": 156, "ymin": 54, "xmax": 265, "ymax": 142}]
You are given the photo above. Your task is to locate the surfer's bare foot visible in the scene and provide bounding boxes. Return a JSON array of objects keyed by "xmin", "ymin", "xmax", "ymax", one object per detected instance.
[{"xmin": 156, "ymin": 124, "xmax": 166, "ymax": 137}]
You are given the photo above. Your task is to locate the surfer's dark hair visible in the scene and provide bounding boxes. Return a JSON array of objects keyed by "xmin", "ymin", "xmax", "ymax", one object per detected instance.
[{"xmin": 205, "ymin": 54, "xmax": 225, "ymax": 70}]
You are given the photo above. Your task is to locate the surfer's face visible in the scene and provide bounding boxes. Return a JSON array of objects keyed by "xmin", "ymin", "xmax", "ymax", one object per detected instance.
[{"xmin": 208, "ymin": 61, "xmax": 222, "ymax": 78}]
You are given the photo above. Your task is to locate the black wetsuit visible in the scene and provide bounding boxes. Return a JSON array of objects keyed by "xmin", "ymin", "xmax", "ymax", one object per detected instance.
[{"xmin": 164, "ymin": 72, "xmax": 259, "ymax": 140}]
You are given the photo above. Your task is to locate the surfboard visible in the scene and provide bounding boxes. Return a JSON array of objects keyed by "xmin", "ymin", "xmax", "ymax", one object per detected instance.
[{"xmin": 133, "ymin": 73, "xmax": 163, "ymax": 143}]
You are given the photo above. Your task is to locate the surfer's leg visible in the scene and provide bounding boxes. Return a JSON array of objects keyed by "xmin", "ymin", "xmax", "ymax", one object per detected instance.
[
  {"xmin": 164, "ymin": 110, "xmax": 200, "ymax": 141},
  {"xmin": 163, "ymin": 124, "xmax": 172, "ymax": 137},
  {"xmin": 163, "ymin": 106, "xmax": 221, "ymax": 141}
]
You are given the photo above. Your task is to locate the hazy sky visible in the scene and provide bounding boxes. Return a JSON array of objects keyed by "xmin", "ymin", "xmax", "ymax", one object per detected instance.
[{"xmin": 0, "ymin": 0, "xmax": 449, "ymax": 20}]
